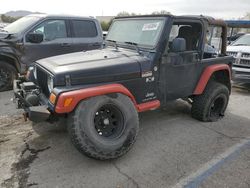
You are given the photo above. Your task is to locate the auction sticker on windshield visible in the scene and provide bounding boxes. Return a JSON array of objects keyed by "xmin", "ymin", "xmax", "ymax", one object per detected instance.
[{"xmin": 142, "ymin": 22, "xmax": 160, "ymax": 31}]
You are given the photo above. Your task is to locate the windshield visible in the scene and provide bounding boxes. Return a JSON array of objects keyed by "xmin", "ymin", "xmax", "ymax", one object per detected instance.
[
  {"xmin": 106, "ymin": 19, "xmax": 165, "ymax": 48},
  {"xmin": 231, "ymin": 34, "xmax": 250, "ymax": 46},
  {"xmin": 4, "ymin": 16, "xmax": 42, "ymax": 34}
]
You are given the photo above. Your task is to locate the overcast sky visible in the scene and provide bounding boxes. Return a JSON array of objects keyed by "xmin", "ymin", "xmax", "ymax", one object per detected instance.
[{"xmin": 0, "ymin": 0, "xmax": 249, "ymax": 19}]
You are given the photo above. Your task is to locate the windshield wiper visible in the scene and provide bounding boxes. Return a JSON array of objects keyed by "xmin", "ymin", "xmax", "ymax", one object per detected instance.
[
  {"xmin": 124, "ymin": 41, "xmax": 141, "ymax": 54},
  {"xmin": 106, "ymin": 39, "xmax": 118, "ymax": 50}
]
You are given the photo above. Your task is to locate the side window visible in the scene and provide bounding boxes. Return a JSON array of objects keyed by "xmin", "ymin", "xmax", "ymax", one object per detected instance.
[
  {"xmin": 204, "ymin": 26, "xmax": 222, "ymax": 58},
  {"xmin": 168, "ymin": 23, "xmax": 202, "ymax": 52},
  {"xmin": 29, "ymin": 20, "xmax": 67, "ymax": 42},
  {"xmin": 72, "ymin": 20, "xmax": 97, "ymax": 38}
]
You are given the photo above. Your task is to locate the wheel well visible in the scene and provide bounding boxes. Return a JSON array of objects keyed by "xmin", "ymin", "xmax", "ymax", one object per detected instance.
[
  {"xmin": 0, "ymin": 55, "xmax": 20, "ymax": 72},
  {"xmin": 211, "ymin": 70, "xmax": 231, "ymax": 93}
]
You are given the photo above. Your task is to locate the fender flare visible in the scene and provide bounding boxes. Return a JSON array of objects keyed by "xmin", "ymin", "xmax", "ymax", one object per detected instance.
[
  {"xmin": 193, "ymin": 64, "xmax": 231, "ymax": 95},
  {"xmin": 55, "ymin": 84, "xmax": 160, "ymax": 113}
]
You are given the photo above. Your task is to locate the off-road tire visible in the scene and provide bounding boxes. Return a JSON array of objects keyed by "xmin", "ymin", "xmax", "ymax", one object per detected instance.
[
  {"xmin": 67, "ymin": 93, "xmax": 139, "ymax": 160},
  {"xmin": 0, "ymin": 61, "xmax": 17, "ymax": 92},
  {"xmin": 191, "ymin": 81, "xmax": 229, "ymax": 122}
]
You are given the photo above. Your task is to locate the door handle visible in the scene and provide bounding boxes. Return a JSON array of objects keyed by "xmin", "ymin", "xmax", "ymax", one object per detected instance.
[{"xmin": 61, "ymin": 43, "xmax": 71, "ymax": 47}]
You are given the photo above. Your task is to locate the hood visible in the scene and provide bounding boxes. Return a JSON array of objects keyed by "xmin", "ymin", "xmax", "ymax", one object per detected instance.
[
  {"xmin": 227, "ymin": 45, "xmax": 250, "ymax": 53},
  {"xmin": 36, "ymin": 47, "xmax": 150, "ymax": 86}
]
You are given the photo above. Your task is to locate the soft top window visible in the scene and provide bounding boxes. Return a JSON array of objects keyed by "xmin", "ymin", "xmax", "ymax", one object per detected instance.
[
  {"xmin": 168, "ymin": 22, "xmax": 202, "ymax": 52},
  {"xmin": 106, "ymin": 19, "xmax": 165, "ymax": 48}
]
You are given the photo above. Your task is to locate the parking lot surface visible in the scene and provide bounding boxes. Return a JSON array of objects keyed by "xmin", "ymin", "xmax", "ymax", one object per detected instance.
[{"xmin": 0, "ymin": 86, "xmax": 249, "ymax": 188}]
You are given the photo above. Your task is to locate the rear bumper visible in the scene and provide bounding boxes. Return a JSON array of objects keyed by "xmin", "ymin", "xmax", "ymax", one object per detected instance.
[
  {"xmin": 232, "ymin": 66, "xmax": 250, "ymax": 83},
  {"xmin": 13, "ymin": 79, "xmax": 51, "ymax": 122}
]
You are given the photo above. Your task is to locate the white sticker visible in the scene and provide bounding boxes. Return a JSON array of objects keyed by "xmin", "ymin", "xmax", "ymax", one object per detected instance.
[{"xmin": 142, "ymin": 22, "xmax": 160, "ymax": 31}]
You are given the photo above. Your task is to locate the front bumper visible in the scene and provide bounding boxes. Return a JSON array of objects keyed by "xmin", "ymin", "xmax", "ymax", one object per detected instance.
[
  {"xmin": 13, "ymin": 79, "xmax": 51, "ymax": 122},
  {"xmin": 232, "ymin": 66, "xmax": 250, "ymax": 83}
]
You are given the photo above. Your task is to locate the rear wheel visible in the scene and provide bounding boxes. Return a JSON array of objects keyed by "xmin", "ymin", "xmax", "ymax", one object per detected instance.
[
  {"xmin": 0, "ymin": 61, "xmax": 17, "ymax": 92},
  {"xmin": 191, "ymin": 82, "xmax": 229, "ymax": 122},
  {"xmin": 67, "ymin": 93, "xmax": 139, "ymax": 160}
]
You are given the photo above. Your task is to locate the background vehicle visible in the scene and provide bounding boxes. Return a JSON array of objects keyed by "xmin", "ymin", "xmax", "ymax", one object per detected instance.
[
  {"xmin": 227, "ymin": 32, "xmax": 245, "ymax": 43},
  {"xmin": 0, "ymin": 14, "xmax": 103, "ymax": 91},
  {"xmin": 226, "ymin": 20, "xmax": 250, "ymax": 43},
  {"xmin": 14, "ymin": 15, "xmax": 233, "ymax": 160},
  {"xmin": 227, "ymin": 34, "xmax": 250, "ymax": 83}
]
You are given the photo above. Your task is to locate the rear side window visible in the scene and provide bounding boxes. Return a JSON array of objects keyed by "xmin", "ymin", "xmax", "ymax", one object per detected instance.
[{"xmin": 72, "ymin": 20, "xmax": 97, "ymax": 38}]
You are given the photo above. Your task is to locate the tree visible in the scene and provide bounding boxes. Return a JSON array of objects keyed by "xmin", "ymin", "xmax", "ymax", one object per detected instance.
[
  {"xmin": 151, "ymin": 10, "xmax": 171, "ymax": 15},
  {"xmin": 117, "ymin": 11, "xmax": 131, "ymax": 17},
  {"xmin": 116, "ymin": 11, "xmax": 137, "ymax": 17},
  {"xmin": 243, "ymin": 12, "xmax": 250, "ymax": 20},
  {"xmin": 1, "ymin": 14, "xmax": 20, "ymax": 23},
  {"xmin": 101, "ymin": 20, "xmax": 112, "ymax": 31}
]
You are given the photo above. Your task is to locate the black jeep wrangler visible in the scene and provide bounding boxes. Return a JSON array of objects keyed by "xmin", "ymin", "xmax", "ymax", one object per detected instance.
[
  {"xmin": 0, "ymin": 14, "xmax": 103, "ymax": 91},
  {"xmin": 14, "ymin": 15, "xmax": 233, "ymax": 160}
]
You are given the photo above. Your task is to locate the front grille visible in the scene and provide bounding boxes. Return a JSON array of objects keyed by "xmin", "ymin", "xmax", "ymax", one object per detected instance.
[
  {"xmin": 36, "ymin": 66, "xmax": 50, "ymax": 97},
  {"xmin": 228, "ymin": 51, "xmax": 250, "ymax": 68},
  {"xmin": 242, "ymin": 53, "xmax": 250, "ymax": 59},
  {"xmin": 227, "ymin": 51, "xmax": 237, "ymax": 57},
  {"xmin": 239, "ymin": 59, "xmax": 250, "ymax": 67}
]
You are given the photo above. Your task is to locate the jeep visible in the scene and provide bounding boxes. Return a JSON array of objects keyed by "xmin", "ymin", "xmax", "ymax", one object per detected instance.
[
  {"xmin": 0, "ymin": 14, "xmax": 103, "ymax": 91},
  {"xmin": 14, "ymin": 15, "xmax": 233, "ymax": 160}
]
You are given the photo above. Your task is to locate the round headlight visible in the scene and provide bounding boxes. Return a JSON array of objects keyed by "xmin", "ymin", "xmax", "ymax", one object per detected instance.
[{"xmin": 47, "ymin": 76, "xmax": 54, "ymax": 93}]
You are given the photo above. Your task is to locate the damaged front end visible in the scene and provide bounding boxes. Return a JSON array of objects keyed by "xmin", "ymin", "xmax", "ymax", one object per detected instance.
[{"xmin": 13, "ymin": 78, "xmax": 51, "ymax": 122}]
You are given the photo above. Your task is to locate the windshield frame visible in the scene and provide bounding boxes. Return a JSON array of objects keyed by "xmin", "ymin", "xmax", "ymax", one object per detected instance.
[
  {"xmin": 106, "ymin": 17, "xmax": 166, "ymax": 50},
  {"xmin": 231, "ymin": 34, "xmax": 250, "ymax": 46},
  {"xmin": 4, "ymin": 15, "xmax": 43, "ymax": 34}
]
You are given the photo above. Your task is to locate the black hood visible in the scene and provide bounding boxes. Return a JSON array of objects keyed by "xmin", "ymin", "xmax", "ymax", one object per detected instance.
[{"xmin": 36, "ymin": 47, "xmax": 150, "ymax": 86}]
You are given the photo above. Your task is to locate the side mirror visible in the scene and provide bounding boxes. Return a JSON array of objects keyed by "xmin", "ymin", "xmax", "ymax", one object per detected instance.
[
  {"xmin": 171, "ymin": 38, "xmax": 186, "ymax": 52},
  {"xmin": 26, "ymin": 33, "xmax": 44, "ymax": 43}
]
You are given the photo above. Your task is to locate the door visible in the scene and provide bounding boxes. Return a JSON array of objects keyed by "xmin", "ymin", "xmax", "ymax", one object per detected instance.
[
  {"xmin": 71, "ymin": 19, "xmax": 102, "ymax": 51},
  {"xmin": 22, "ymin": 19, "xmax": 74, "ymax": 65},
  {"xmin": 162, "ymin": 21, "xmax": 203, "ymax": 100}
]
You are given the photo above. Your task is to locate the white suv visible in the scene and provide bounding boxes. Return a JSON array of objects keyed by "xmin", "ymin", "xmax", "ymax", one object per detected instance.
[{"xmin": 227, "ymin": 34, "xmax": 250, "ymax": 83}]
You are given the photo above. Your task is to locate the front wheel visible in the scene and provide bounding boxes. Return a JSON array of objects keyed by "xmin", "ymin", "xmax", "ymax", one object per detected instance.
[
  {"xmin": 191, "ymin": 82, "xmax": 229, "ymax": 122},
  {"xmin": 0, "ymin": 61, "xmax": 17, "ymax": 92},
  {"xmin": 67, "ymin": 93, "xmax": 139, "ymax": 160}
]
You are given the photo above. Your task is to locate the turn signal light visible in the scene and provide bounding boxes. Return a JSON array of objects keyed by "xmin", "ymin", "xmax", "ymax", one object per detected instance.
[
  {"xmin": 64, "ymin": 97, "xmax": 73, "ymax": 107},
  {"xmin": 49, "ymin": 93, "xmax": 57, "ymax": 104}
]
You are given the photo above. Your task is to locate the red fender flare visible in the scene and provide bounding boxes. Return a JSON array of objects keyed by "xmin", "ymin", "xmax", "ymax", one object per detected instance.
[
  {"xmin": 193, "ymin": 64, "xmax": 231, "ymax": 95},
  {"xmin": 55, "ymin": 84, "xmax": 160, "ymax": 113}
]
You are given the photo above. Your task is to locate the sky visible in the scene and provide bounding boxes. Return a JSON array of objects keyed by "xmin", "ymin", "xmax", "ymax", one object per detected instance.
[{"xmin": 0, "ymin": 0, "xmax": 249, "ymax": 19}]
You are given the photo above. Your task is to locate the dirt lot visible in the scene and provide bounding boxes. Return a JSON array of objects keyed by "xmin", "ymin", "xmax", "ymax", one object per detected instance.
[{"xmin": 0, "ymin": 86, "xmax": 250, "ymax": 188}]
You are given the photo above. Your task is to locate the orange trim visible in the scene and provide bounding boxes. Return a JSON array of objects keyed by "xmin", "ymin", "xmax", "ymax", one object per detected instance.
[
  {"xmin": 49, "ymin": 93, "xmax": 56, "ymax": 104},
  {"xmin": 137, "ymin": 100, "xmax": 161, "ymax": 112},
  {"xmin": 55, "ymin": 84, "xmax": 160, "ymax": 114},
  {"xmin": 55, "ymin": 84, "xmax": 133, "ymax": 113},
  {"xmin": 193, "ymin": 64, "xmax": 231, "ymax": 95}
]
